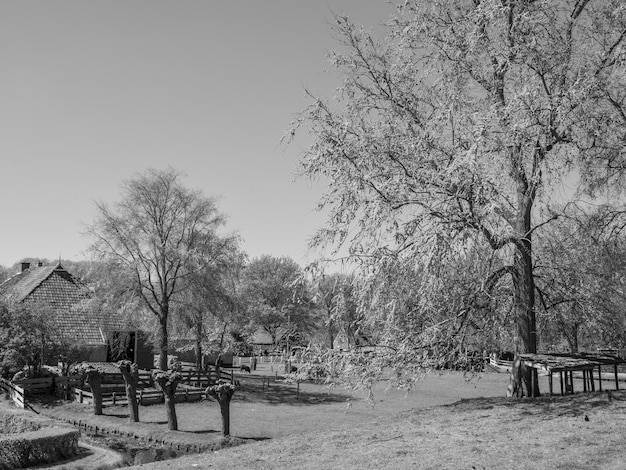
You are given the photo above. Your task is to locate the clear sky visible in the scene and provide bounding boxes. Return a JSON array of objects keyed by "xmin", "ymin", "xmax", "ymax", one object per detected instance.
[{"xmin": 0, "ymin": 1, "xmax": 394, "ymax": 268}]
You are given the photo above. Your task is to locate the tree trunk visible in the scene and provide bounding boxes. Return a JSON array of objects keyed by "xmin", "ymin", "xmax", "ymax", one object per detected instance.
[
  {"xmin": 219, "ymin": 401, "xmax": 230, "ymax": 436},
  {"xmin": 126, "ymin": 382, "xmax": 139, "ymax": 422},
  {"xmin": 508, "ymin": 180, "xmax": 539, "ymax": 398},
  {"xmin": 195, "ymin": 320, "xmax": 203, "ymax": 372},
  {"xmin": 89, "ymin": 376, "xmax": 103, "ymax": 416},
  {"xmin": 164, "ymin": 392, "xmax": 178, "ymax": 431},
  {"xmin": 207, "ymin": 384, "xmax": 235, "ymax": 437},
  {"xmin": 159, "ymin": 309, "xmax": 169, "ymax": 371},
  {"xmin": 153, "ymin": 371, "xmax": 179, "ymax": 431},
  {"xmin": 566, "ymin": 318, "xmax": 580, "ymax": 354},
  {"xmin": 119, "ymin": 361, "xmax": 139, "ymax": 423}
]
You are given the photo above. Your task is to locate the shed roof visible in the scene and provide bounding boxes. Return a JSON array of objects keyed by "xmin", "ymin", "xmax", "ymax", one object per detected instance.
[{"xmin": 520, "ymin": 353, "xmax": 626, "ymax": 372}]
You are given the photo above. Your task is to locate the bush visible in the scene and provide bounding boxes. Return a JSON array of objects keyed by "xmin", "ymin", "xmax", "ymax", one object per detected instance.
[{"xmin": 0, "ymin": 427, "xmax": 79, "ymax": 469}]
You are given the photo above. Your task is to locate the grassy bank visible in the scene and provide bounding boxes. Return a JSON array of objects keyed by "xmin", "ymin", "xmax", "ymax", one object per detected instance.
[
  {"xmin": 132, "ymin": 386, "xmax": 626, "ymax": 470},
  {"xmin": 9, "ymin": 371, "xmax": 626, "ymax": 469}
]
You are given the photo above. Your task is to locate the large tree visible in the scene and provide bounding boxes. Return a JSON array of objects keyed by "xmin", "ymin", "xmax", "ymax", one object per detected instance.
[
  {"xmin": 88, "ymin": 168, "xmax": 229, "ymax": 371},
  {"xmin": 172, "ymin": 237, "xmax": 245, "ymax": 370},
  {"xmin": 241, "ymin": 255, "xmax": 315, "ymax": 349},
  {"xmin": 290, "ymin": 1, "xmax": 626, "ymax": 395},
  {"xmin": 312, "ymin": 272, "xmax": 359, "ymax": 349}
]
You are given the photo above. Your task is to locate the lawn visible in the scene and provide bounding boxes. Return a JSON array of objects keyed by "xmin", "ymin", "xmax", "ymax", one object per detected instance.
[
  {"xmin": 12, "ymin": 370, "xmax": 626, "ymax": 469},
  {"xmin": 128, "ymin": 372, "xmax": 626, "ymax": 470}
]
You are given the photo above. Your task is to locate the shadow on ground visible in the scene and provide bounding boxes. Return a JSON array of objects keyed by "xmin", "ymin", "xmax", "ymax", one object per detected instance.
[
  {"xmin": 442, "ymin": 389, "xmax": 626, "ymax": 420},
  {"xmin": 227, "ymin": 379, "xmax": 353, "ymax": 406}
]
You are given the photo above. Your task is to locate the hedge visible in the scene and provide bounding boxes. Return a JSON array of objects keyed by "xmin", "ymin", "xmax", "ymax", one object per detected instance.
[{"xmin": 0, "ymin": 425, "xmax": 79, "ymax": 469}]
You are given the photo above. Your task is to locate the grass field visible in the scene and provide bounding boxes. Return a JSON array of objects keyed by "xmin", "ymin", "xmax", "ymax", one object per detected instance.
[
  {"xmin": 124, "ymin": 372, "xmax": 626, "ymax": 470},
  {"xmin": 9, "ymin": 370, "xmax": 626, "ymax": 469}
]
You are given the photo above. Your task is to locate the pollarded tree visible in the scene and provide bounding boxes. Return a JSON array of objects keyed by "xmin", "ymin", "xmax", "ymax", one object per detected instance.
[
  {"xmin": 152, "ymin": 368, "xmax": 182, "ymax": 430},
  {"xmin": 290, "ymin": 1, "xmax": 626, "ymax": 396},
  {"xmin": 118, "ymin": 360, "xmax": 140, "ymax": 423},
  {"xmin": 88, "ymin": 168, "xmax": 228, "ymax": 371},
  {"xmin": 76, "ymin": 363, "xmax": 105, "ymax": 416}
]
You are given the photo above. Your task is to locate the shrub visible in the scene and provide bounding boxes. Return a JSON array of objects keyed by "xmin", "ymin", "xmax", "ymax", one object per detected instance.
[{"xmin": 0, "ymin": 427, "xmax": 79, "ymax": 469}]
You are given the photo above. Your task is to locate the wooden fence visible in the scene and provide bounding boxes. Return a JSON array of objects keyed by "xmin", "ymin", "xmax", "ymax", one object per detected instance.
[
  {"xmin": 1, "ymin": 367, "xmax": 235, "ymax": 409},
  {"xmin": 0, "ymin": 377, "xmax": 25, "ymax": 409},
  {"xmin": 177, "ymin": 366, "xmax": 234, "ymax": 387},
  {"xmin": 74, "ymin": 384, "xmax": 206, "ymax": 406}
]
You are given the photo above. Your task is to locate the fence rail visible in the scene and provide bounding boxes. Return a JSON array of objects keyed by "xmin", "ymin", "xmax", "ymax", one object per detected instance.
[
  {"xmin": 2, "ymin": 366, "xmax": 234, "ymax": 409},
  {"xmin": 177, "ymin": 364, "xmax": 234, "ymax": 386},
  {"xmin": 73, "ymin": 385, "xmax": 206, "ymax": 406},
  {"xmin": 0, "ymin": 377, "xmax": 25, "ymax": 408}
]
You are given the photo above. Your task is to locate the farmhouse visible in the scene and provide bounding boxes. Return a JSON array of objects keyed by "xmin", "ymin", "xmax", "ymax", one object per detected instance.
[{"xmin": 0, "ymin": 261, "xmax": 151, "ymax": 367}]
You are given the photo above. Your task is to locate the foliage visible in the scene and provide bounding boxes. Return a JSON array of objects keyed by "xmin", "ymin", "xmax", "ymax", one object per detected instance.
[
  {"xmin": 88, "ymin": 167, "xmax": 231, "ymax": 370},
  {"xmin": 0, "ymin": 427, "xmax": 79, "ymax": 470},
  {"xmin": 289, "ymin": 1, "xmax": 626, "ymax": 392},
  {"xmin": 311, "ymin": 272, "xmax": 360, "ymax": 349},
  {"xmin": 152, "ymin": 368, "xmax": 183, "ymax": 389},
  {"xmin": 241, "ymin": 255, "xmax": 317, "ymax": 348},
  {"xmin": 0, "ymin": 302, "xmax": 76, "ymax": 379},
  {"xmin": 170, "ymin": 237, "xmax": 245, "ymax": 368},
  {"xmin": 536, "ymin": 208, "xmax": 626, "ymax": 352},
  {"xmin": 205, "ymin": 380, "xmax": 236, "ymax": 400}
]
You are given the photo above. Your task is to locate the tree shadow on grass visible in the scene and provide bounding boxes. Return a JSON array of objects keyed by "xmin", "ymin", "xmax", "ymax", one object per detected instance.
[
  {"xmin": 104, "ymin": 411, "xmax": 130, "ymax": 419},
  {"xmin": 187, "ymin": 429, "xmax": 221, "ymax": 435},
  {"xmin": 443, "ymin": 389, "xmax": 626, "ymax": 419},
  {"xmin": 240, "ymin": 436, "xmax": 272, "ymax": 442},
  {"xmin": 226, "ymin": 380, "xmax": 353, "ymax": 406}
]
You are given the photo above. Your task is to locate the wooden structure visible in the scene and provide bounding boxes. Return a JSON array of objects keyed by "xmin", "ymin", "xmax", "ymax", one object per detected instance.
[{"xmin": 519, "ymin": 353, "xmax": 626, "ymax": 397}]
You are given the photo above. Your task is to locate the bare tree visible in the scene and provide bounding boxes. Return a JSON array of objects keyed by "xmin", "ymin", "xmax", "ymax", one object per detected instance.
[{"xmin": 88, "ymin": 168, "xmax": 228, "ymax": 371}]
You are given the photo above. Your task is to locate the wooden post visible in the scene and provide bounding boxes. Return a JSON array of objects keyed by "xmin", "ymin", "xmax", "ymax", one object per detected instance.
[
  {"xmin": 79, "ymin": 390, "xmax": 84, "ymax": 403},
  {"xmin": 598, "ymin": 366, "xmax": 603, "ymax": 392},
  {"xmin": 560, "ymin": 371, "xmax": 564, "ymax": 396},
  {"xmin": 614, "ymin": 364, "xmax": 619, "ymax": 391},
  {"xmin": 570, "ymin": 371, "xmax": 574, "ymax": 393},
  {"xmin": 590, "ymin": 369, "xmax": 595, "ymax": 392},
  {"xmin": 530, "ymin": 368, "xmax": 536, "ymax": 398},
  {"xmin": 583, "ymin": 371, "xmax": 588, "ymax": 392}
]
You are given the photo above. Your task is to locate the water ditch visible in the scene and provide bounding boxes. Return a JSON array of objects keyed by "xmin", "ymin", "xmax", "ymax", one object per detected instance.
[{"xmin": 82, "ymin": 432, "xmax": 183, "ymax": 467}]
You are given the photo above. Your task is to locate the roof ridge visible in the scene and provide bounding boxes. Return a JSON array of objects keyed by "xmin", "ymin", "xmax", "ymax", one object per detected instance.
[{"xmin": 20, "ymin": 264, "xmax": 59, "ymax": 302}]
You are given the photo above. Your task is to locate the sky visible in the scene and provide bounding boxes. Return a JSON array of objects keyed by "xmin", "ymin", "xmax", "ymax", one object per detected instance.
[{"xmin": 0, "ymin": 1, "xmax": 395, "ymax": 269}]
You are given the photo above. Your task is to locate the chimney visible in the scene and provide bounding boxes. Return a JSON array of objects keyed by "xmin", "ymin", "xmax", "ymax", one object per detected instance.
[
  {"xmin": 21, "ymin": 262, "xmax": 31, "ymax": 272},
  {"xmin": 37, "ymin": 260, "xmax": 43, "ymax": 267}
]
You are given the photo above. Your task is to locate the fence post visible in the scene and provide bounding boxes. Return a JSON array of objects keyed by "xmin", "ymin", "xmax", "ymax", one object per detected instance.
[{"xmin": 79, "ymin": 390, "xmax": 84, "ymax": 404}]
